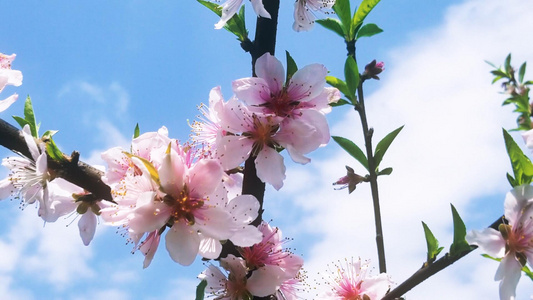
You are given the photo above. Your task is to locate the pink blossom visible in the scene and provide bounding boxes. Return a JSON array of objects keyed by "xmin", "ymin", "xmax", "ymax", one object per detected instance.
[
  {"xmin": 232, "ymin": 53, "xmax": 333, "ymax": 163},
  {"xmin": 293, "ymin": 0, "xmax": 336, "ymax": 32},
  {"xmin": 100, "ymin": 129, "xmax": 261, "ymax": 266},
  {"xmin": 522, "ymin": 129, "xmax": 533, "ymax": 150},
  {"xmin": 0, "ymin": 125, "xmax": 50, "ymax": 207},
  {"xmin": 467, "ymin": 185, "xmax": 533, "ymax": 300},
  {"xmin": 214, "ymin": 0, "xmax": 270, "ymax": 30},
  {"xmin": 190, "ymin": 86, "xmax": 226, "ymax": 152},
  {"xmin": 321, "ymin": 258, "xmax": 391, "ymax": 300},
  {"xmin": 0, "ymin": 53, "xmax": 23, "ymax": 112}
]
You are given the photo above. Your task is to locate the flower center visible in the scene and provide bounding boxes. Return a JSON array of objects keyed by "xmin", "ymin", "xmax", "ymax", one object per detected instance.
[
  {"xmin": 262, "ymin": 90, "xmax": 300, "ymax": 117},
  {"xmin": 163, "ymin": 187, "xmax": 204, "ymax": 225},
  {"xmin": 246, "ymin": 115, "xmax": 279, "ymax": 156}
]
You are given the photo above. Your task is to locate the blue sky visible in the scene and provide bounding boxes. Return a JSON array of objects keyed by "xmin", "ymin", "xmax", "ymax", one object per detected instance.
[{"xmin": 1, "ymin": 0, "xmax": 533, "ymax": 299}]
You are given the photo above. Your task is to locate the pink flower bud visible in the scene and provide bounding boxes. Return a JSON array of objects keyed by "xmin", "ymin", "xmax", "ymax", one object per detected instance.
[{"xmin": 363, "ymin": 60, "xmax": 385, "ymax": 80}]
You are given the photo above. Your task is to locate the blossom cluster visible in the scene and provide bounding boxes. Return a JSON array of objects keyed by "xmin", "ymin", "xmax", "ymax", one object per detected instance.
[
  {"xmin": 0, "ymin": 53, "xmax": 22, "ymax": 112},
  {"xmin": 192, "ymin": 52, "xmax": 339, "ymax": 190},
  {"xmin": 199, "ymin": 221, "xmax": 305, "ymax": 299},
  {"xmin": 214, "ymin": 0, "xmax": 336, "ymax": 32}
]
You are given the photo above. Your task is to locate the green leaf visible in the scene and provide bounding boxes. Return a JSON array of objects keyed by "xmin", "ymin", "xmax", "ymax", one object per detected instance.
[
  {"xmin": 422, "ymin": 221, "xmax": 443, "ymax": 264},
  {"xmin": 377, "ymin": 167, "xmax": 393, "ymax": 176},
  {"xmin": 503, "ymin": 128, "xmax": 533, "ymax": 186},
  {"xmin": 329, "ymin": 99, "xmax": 352, "ymax": 107},
  {"xmin": 45, "ymin": 136, "xmax": 66, "ymax": 162},
  {"xmin": 197, "ymin": 0, "xmax": 248, "ymax": 41},
  {"xmin": 134, "ymin": 123, "xmax": 140, "ymax": 139},
  {"xmin": 195, "ymin": 280, "xmax": 207, "ymax": 300},
  {"xmin": 490, "ymin": 69, "xmax": 507, "ymax": 78},
  {"xmin": 286, "ymin": 51, "xmax": 298, "ymax": 82},
  {"xmin": 12, "ymin": 115, "xmax": 30, "ymax": 130},
  {"xmin": 326, "ymin": 76, "xmax": 353, "ymax": 102},
  {"xmin": 373, "ymin": 125, "xmax": 404, "ymax": 169},
  {"xmin": 504, "ymin": 53, "xmax": 512, "ymax": 73},
  {"xmin": 332, "ymin": 0, "xmax": 351, "ymax": 39},
  {"xmin": 316, "ymin": 18, "xmax": 345, "ymax": 38},
  {"xmin": 449, "ymin": 204, "xmax": 472, "ymax": 257},
  {"xmin": 356, "ymin": 23, "xmax": 383, "ymax": 39},
  {"xmin": 124, "ymin": 152, "xmax": 160, "ymax": 186},
  {"xmin": 485, "ymin": 60, "xmax": 498, "ymax": 69},
  {"xmin": 23, "ymin": 96, "xmax": 38, "ymax": 138},
  {"xmin": 351, "ymin": 0, "xmax": 381, "ymax": 38},
  {"xmin": 344, "ymin": 56, "xmax": 359, "ymax": 100},
  {"xmin": 332, "ymin": 136, "xmax": 369, "ymax": 171},
  {"xmin": 519, "ymin": 62, "xmax": 527, "ymax": 84}
]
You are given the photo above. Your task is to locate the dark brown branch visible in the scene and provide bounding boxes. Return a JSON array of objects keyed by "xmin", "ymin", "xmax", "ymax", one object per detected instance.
[
  {"xmin": 0, "ymin": 118, "xmax": 112, "ymax": 201},
  {"xmin": 382, "ymin": 217, "xmax": 504, "ymax": 300}
]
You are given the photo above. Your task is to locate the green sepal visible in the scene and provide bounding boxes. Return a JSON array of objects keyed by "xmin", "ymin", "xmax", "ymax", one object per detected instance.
[
  {"xmin": 12, "ymin": 115, "xmax": 30, "ymax": 130},
  {"xmin": 344, "ymin": 56, "xmax": 359, "ymax": 100},
  {"xmin": 329, "ymin": 99, "xmax": 352, "ymax": 107},
  {"xmin": 332, "ymin": 0, "xmax": 351, "ymax": 39},
  {"xmin": 24, "ymin": 96, "xmax": 39, "ymax": 138},
  {"xmin": 134, "ymin": 123, "xmax": 140, "ymax": 139},
  {"xmin": 518, "ymin": 62, "xmax": 527, "ymax": 84},
  {"xmin": 286, "ymin": 51, "xmax": 298, "ymax": 82},
  {"xmin": 326, "ymin": 76, "xmax": 353, "ymax": 102},
  {"xmin": 356, "ymin": 23, "xmax": 383, "ymax": 39},
  {"xmin": 421, "ymin": 221, "xmax": 443, "ymax": 265},
  {"xmin": 45, "ymin": 136, "xmax": 66, "ymax": 162},
  {"xmin": 351, "ymin": 0, "xmax": 382, "ymax": 39},
  {"xmin": 373, "ymin": 125, "xmax": 404, "ymax": 169},
  {"xmin": 195, "ymin": 280, "xmax": 207, "ymax": 300},
  {"xmin": 449, "ymin": 204, "xmax": 472, "ymax": 257},
  {"xmin": 503, "ymin": 128, "xmax": 533, "ymax": 186},
  {"xmin": 315, "ymin": 18, "xmax": 345, "ymax": 38},
  {"xmin": 197, "ymin": 0, "xmax": 248, "ymax": 41},
  {"xmin": 377, "ymin": 167, "xmax": 392, "ymax": 176},
  {"xmin": 332, "ymin": 136, "xmax": 369, "ymax": 171}
]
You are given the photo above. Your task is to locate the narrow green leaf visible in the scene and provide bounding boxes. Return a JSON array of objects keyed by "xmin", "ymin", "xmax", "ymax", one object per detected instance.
[
  {"xmin": 332, "ymin": 136, "xmax": 369, "ymax": 171},
  {"xmin": 422, "ymin": 221, "xmax": 443, "ymax": 264},
  {"xmin": 23, "ymin": 96, "xmax": 38, "ymax": 138},
  {"xmin": 326, "ymin": 76, "xmax": 353, "ymax": 102},
  {"xmin": 41, "ymin": 130, "xmax": 58, "ymax": 139},
  {"xmin": 356, "ymin": 23, "xmax": 383, "ymax": 39},
  {"xmin": 351, "ymin": 0, "xmax": 381, "ymax": 38},
  {"xmin": 377, "ymin": 167, "xmax": 393, "ymax": 176},
  {"xmin": 12, "ymin": 115, "xmax": 30, "ymax": 129},
  {"xmin": 332, "ymin": 0, "xmax": 351, "ymax": 38},
  {"xmin": 286, "ymin": 51, "xmax": 298, "ymax": 82},
  {"xmin": 504, "ymin": 53, "xmax": 512, "ymax": 73},
  {"xmin": 45, "ymin": 137, "xmax": 66, "ymax": 162},
  {"xmin": 315, "ymin": 18, "xmax": 345, "ymax": 38},
  {"xmin": 449, "ymin": 204, "xmax": 472, "ymax": 257},
  {"xmin": 519, "ymin": 62, "xmax": 527, "ymax": 84},
  {"xmin": 490, "ymin": 69, "xmax": 507, "ymax": 78},
  {"xmin": 485, "ymin": 60, "xmax": 498, "ymax": 69},
  {"xmin": 374, "ymin": 125, "xmax": 404, "ymax": 168},
  {"xmin": 134, "ymin": 123, "xmax": 140, "ymax": 139},
  {"xmin": 329, "ymin": 99, "xmax": 352, "ymax": 107},
  {"xmin": 124, "ymin": 152, "xmax": 160, "ymax": 186},
  {"xmin": 344, "ymin": 56, "xmax": 359, "ymax": 100},
  {"xmin": 506, "ymin": 173, "xmax": 517, "ymax": 187},
  {"xmin": 197, "ymin": 0, "xmax": 247, "ymax": 41},
  {"xmin": 503, "ymin": 128, "xmax": 533, "ymax": 186},
  {"xmin": 195, "ymin": 280, "xmax": 207, "ymax": 300}
]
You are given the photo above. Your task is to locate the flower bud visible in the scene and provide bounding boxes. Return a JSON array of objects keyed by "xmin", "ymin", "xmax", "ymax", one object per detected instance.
[
  {"xmin": 333, "ymin": 166, "xmax": 367, "ymax": 194},
  {"xmin": 363, "ymin": 60, "xmax": 385, "ymax": 80}
]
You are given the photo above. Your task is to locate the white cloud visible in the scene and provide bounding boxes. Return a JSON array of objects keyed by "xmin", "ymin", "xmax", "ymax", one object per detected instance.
[{"xmin": 278, "ymin": 0, "xmax": 533, "ymax": 298}]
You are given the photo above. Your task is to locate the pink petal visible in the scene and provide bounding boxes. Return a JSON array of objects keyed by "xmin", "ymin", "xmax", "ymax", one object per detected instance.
[
  {"xmin": 165, "ymin": 220, "xmax": 201, "ymax": 266},
  {"xmin": 360, "ymin": 273, "xmax": 392, "ymax": 299},
  {"xmin": 255, "ymin": 53, "xmax": 285, "ymax": 95},
  {"xmin": 0, "ymin": 178, "xmax": 14, "ymax": 199},
  {"xmin": 247, "ymin": 265, "xmax": 288, "ymax": 297},
  {"xmin": 287, "ymin": 64, "xmax": 327, "ymax": 102},
  {"xmin": 505, "ymin": 185, "xmax": 533, "ymax": 225},
  {"xmin": 229, "ymin": 225, "xmax": 263, "ymax": 247},
  {"xmin": 232, "ymin": 77, "xmax": 272, "ymax": 106},
  {"xmin": 194, "ymin": 207, "xmax": 234, "ymax": 240},
  {"xmin": 216, "ymin": 135, "xmax": 253, "ymax": 170},
  {"xmin": 293, "ymin": 0, "xmax": 314, "ymax": 32},
  {"xmin": 198, "ymin": 236, "xmax": 222, "ymax": 259},
  {"xmin": 495, "ymin": 254, "xmax": 522, "ymax": 300},
  {"xmin": 78, "ymin": 211, "xmax": 97, "ymax": 246},
  {"xmin": 466, "ymin": 228, "xmax": 505, "ymax": 258},
  {"xmin": 228, "ymin": 194, "xmax": 260, "ymax": 224},
  {"xmin": 0, "ymin": 93, "xmax": 17, "ymax": 112},
  {"xmin": 21, "ymin": 125, "xmax": 40, "ymax": 160},
  {"xmin": 189, "ymin": 159, "xmax": 223, "ymax": 197},
  {"xmin": 251, "ymin": 0, "xmax": 271, "ymax": 19},
  {"xmin": 139, "ymin": 230, "xmax": 161, "ymax": 269},
  {"xmin": 255, "ymin": 147, "xmax": 286, "ymax": 190},
  {"xmin": 159, "ymin": 148, "xmax": 185, "ymax": 197}
]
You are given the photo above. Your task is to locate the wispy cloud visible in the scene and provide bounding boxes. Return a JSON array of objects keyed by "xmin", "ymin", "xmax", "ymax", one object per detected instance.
[{"xmin": 276, "ymin": 0, "xmax": 533, "ymax": 298}]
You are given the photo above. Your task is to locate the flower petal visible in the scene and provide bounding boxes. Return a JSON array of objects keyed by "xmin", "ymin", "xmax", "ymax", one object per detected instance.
[
  {"xmin": 255, "ymin": 53, "xmax": 285, "ymax": 95},
  {"xmin": 198, "ymin": 236, "xmax": 222, "ymax": 259},
  {"xmin": 0, "ymin": 93, "xmax": 17, "ymax": 113},
  {"xmin": 466, "ymin": 228, "xmax": 505, "ymax": 258},
  {"xmin": 247, "ymin": 265, "xmax": 288, "ymax": 297},
  {"xmin": 189, "ymin": 159, "xmax": 223, "ymax": 198},
  {"xmin": 287, "ymin": 63, "xmax": 327, "ymax": 102},
  {"xmin": 255, "ymin": 146, "xmax": 286, "ymax": 190},
  {"xmin": 165, "ymin": 220, "xmax": 201, "ymax": 266},
  {"xmin": 232, "ymin": 77, "xmax": 272, "ymax": 106},
  {"xmin": 495, "ymin": 254, "xmax": 522, "ymax": 300},
  {"xmin": 78, "ymin": 211, "xmax": 97, "ymax": 246}
]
